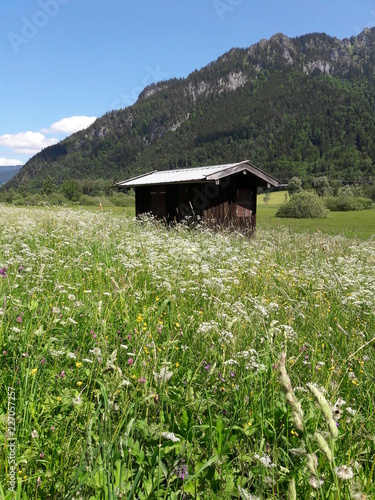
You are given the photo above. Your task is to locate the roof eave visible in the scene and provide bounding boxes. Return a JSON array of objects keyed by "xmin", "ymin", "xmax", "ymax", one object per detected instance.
[{"xmin": 117, "ymin": 170, "xmax": 158, "ymax": 187}]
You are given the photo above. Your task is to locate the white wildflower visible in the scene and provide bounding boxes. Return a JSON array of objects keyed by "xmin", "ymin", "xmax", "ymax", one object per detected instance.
[
  {"xmin": 50, "ymin": 349, "xmax": 65, "ymax": 356},
  {"xmin": 335, "ymin": 465, "xmax": 354, "ymax": 480},
  {"xmin": 263, "ymin": 476, "xmax": 276, "ymax": 486},
  {"xmin": 219, "ymin": 330, "xmax": 234, "ymax": 344},
  {"xmin": 161, "ymin": 432, "xmax": 180, "ymax": 443},
  {"xmin": 237, "ymin": 486, "xmax": 260, "ymax": 500},
  {"xmin": 119, "ymin": 378, "xmax": 131, "ymax": 387},
  {"xmin": 346, "ymin": 407, "xmax": 357, "ymax": 415},
  {"xmin": 197, "ymin": 321, "xmax": 218, "ymax": 335},
  {"xmin": 154, "ymin": 366, "xmax": 173, "ymax": 385},
  {"xmin": 309, "ymin": 476, "xmax": 324, "ymax": 489},
  {"xmin": 335, "ymin": 398, "xmax": 346, "ymax": 407},
  {"xmin": 31, "ymin": 430, "xmax": 39, "ymax": 439},
  {"xmin": 90, "ymin": 348, "xmax": 102, "ymax": 357},
  {"xmin": 254, "ymin": 453, "xmax": 276, "ymax": 468},
  {"xmin": 67, "ymin": 352, "xmax": 77, "ymax": 359},
  {"xmin": 224, "ymin": 359, "xmax": 238, "ymax": 366}
]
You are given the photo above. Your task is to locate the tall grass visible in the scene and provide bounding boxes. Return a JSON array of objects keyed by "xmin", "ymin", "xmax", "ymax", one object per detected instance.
[{"xmin": 0, "ymin": 206, "xmax": 374, "ymax": 499}]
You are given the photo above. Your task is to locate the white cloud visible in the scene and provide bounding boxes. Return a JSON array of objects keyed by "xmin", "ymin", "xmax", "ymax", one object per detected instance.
[
  {"xmin": 0, "ymin": 158, "xmax": 23, "ymax": 166},
  {"xmin": 42, "ymin": 115, "xmax": 97, "ymax": 135},
  {"xmin": 0, "ymin": 131, "xmax": 59, "ymax": 155},
  {"xmin": 0, "ymin": 115, "xmax": 97, "ymax": 160}
]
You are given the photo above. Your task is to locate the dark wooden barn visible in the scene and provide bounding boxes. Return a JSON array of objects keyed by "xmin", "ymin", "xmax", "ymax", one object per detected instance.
[{"xmin": 117, "ymin": 161, "xmax": 279, "ymax": 230}]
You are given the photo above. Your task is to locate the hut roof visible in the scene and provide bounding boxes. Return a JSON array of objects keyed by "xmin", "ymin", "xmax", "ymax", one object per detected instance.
[{"xmin": 117, "ymin": 160, "xmax": 279, "ymax": 188}]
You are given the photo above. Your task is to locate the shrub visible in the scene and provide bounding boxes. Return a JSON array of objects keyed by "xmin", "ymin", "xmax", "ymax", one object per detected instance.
[
  {"xmin": 48, "ymin": 192, "xmax": 68, "ymax": 205},
  {"xmin": 11, "ymin": 192, "xmax": 68, "ymax": 206},
  {"xmin": 17, "ymin": 193, "xmax": 43, "ymax": 206},
  {"xmin": 324, "ymin": 195, "xmax": 373, "ymax": 211},
  {"xmin": 107, "ymin": 192, "xmax": 135, "ymax": 207},
  {"xmin": 78, "ymin": 194, "xmax": 98, "ymax": 206},
  {"xmin": 276, "ymin": 191, "xmax": 329, "ymax": 218},
  {"xmin": 363, "ymin": 183, "xmax": 375, "ymax": 201},
  {"xmin": 61, "ymin": 180, "xmax": 82, "ymax": 202},
  {"xmin": 312, "ymin": 176, "xmax": 330, "ymax": 197},
  {"xmin": 287, "ymin": 176, "xmax": 303, "ymax": 197}
]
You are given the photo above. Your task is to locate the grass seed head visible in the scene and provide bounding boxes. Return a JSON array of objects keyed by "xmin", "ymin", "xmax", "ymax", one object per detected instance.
[
  {"xmin": 278, "ymin": 352, "xmax": 304, "ymax": 432},
  {"xmin": 314, "ymin": 431, "xmax": 333, "ymax": 463},
  {"xmin": 306, "ymin": 453, "xmax": 319, "ymax": 476},
  {"xmin": 306, "ymin": 383, "xmax": 339, "ymax": 439},
  {"xmin": 288, "ymin": 478, "xmax": 297, "ymax": 500}
]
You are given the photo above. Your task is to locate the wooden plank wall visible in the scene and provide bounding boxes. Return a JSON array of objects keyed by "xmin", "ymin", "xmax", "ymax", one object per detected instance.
[
  {"xmin": 136, "ymin": 174, "xmax": 260, "ymax": 233},
  {"xmin": 202, "ymin": 177, "xmax": 257, "ymax": 232}
]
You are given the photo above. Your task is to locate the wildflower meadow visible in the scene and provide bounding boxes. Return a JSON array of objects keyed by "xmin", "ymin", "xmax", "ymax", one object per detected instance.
[{"xmin": 0, "ymin": 206, "xmax": 374, "ymax": 499}]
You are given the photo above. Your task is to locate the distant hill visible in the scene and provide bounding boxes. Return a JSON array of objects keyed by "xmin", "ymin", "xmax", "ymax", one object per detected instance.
[
  {"xmin": 5, "ymin": 28, "xmax": 375, "ymax": 192},
  {"xmin": 0, "ymin": 165, "xmax": 22, "ymax": 185}
]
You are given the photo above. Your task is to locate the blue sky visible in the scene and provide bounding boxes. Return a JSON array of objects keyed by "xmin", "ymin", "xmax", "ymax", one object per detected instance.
[{"xmin": 1, "ymin": 0, "xmax": 375, "ymax": 165}]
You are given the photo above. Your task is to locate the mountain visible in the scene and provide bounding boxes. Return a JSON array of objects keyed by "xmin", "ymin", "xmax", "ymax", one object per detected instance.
[
  {"xmin": 5, "ymin": 28, "xmax": 375, "ymax": 192},
  {"xmin": 0, "ymin": 165, "xmax": 22, "ymax": 185}
]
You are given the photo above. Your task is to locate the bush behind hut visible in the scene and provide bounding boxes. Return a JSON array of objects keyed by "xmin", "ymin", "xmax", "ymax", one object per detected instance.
[{"xmin": 276, "ymin": 191, "xmax": 329, "ymax": 218}]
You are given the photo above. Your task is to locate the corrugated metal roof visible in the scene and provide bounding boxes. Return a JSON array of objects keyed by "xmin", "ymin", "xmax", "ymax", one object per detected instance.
[{"xmin": 117, "ymin": 161, "xmax": 279, "ymax": 187}]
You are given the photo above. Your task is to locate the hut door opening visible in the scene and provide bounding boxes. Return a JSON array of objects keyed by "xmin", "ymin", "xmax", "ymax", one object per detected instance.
[
  {"xmin": 235, "ymin": 188, "xmax": 253, "ymax": 217},
  {"xmin": 150, "ymin": 188, "xmax": 166, "ymax": 218}
]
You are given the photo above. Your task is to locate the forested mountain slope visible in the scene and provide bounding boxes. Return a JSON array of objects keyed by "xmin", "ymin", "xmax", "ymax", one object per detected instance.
[{"xmin": 6, "ymin": 28, "xmax": 375, "ymax": 192}]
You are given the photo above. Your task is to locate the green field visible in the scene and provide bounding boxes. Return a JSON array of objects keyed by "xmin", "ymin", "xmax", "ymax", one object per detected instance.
[
  {"xmin": 257, "ymin": 191, "xmax": 375, "ymax": 240},
  {"xmin": 0, "ymin": 205, "xmax": 374, "ymax": 499},
  {"xmin": 258, "ymin": 191, "xmax": 290, "ymax": 206}
]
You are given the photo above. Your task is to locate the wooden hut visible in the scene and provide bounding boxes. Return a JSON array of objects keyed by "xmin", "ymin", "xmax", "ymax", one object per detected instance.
[{"xmin": 117, "ymin": 160, "xmax": 279, "ymax": 231}]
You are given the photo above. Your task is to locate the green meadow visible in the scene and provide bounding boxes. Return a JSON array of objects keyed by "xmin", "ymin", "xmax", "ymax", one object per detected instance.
[
  {"xmin": 257, "ymin": 191, "xmax": 375, "ymax": 240},
  {"xmin": 0, "ymin": 204, "xmax": 374, "ymax": 499}
]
